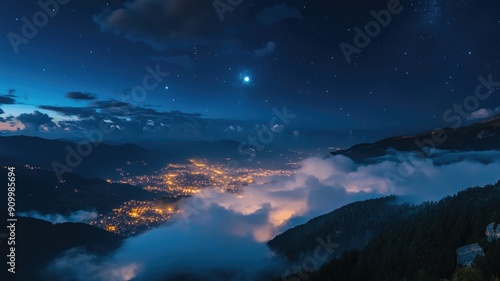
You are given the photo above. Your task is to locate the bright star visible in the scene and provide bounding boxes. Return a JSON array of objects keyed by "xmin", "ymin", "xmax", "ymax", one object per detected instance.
[{"xmin": 239, "ymin": 72, "xmax": 252, "ymax": 86}]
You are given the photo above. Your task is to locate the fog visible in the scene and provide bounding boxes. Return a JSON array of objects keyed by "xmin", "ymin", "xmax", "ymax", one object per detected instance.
[
  {"xmin": 47, "ymin": 149, "xmax": 500, "ymax": 281},
  {"xmin": 19, "ymin": 210, "xmax": 98, "ymax": 224}
]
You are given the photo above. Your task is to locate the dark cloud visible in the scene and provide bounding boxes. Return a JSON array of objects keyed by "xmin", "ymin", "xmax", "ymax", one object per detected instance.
[
  {"xmin": 93, "ymin": 0, "xmax": 298, "ymax": 53},
  {"xmin": 37, "ymin": 99, "xmax": 234, "ymax": 140},
  {"xmin": 38, "ymin": 105, "xmax": 95, "ymax": 118},
  {"xmin": 152, "ymin": 55, "xmax": 195, "ymax": 70},
  {"xmin": 255, "ymin": 5, "xmax": 303, "ymax": 26},
  {"xmin": 89, "ymin": 99, "xmax": 129, "ymax": 109},
  {"xmin": 39, "ymin": 100, "xmax": 169, "ymax": 119},
  {"xmin": 0, "ymin": 115, "xmax": 14, "ymax": 123},
  {"xmin": 0, "ymin": 95, "xmax": 16, "ymax": 105},
  {"xmin": 88, "ymin": 100, "xmax": 202, "ymax": 120},
  {"xmin": 8, "ymin": 89, "xmax": 16, "ymax": 95},
  {"xmin": 9, "ymin": 95, "xmax": 289, "ymax": 139},
  {"xmin": 0, "ymin": 108, "xmax": 4, "ymax": 115},
  {"xmin": 93, "ymin": 0, "xmax": 223, "ymax": 50},
  {"xmin": 254, "ymin": 41, "xmax": 277, "ymax": 57},
  {"xmin": 16, "ymin": 111, "xmax": 56, "ymax": 131},
  {"xmin": 66, "ymin": 91, "xmax": 97, "ymax": 101}
]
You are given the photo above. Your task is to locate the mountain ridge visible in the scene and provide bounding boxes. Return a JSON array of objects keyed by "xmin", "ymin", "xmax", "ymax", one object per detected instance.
[{"xmin": 331, "ymin": 114, "xmax": 500, "ymax": 163}]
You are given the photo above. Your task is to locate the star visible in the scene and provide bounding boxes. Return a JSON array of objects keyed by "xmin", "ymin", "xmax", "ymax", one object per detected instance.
[{"xmin": 238, "ymin": 72, "xmax": 252, "ymax": 86}]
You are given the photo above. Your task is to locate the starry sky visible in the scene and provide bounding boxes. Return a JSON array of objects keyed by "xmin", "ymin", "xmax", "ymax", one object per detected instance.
[{"xmin": 1, "ymin": 0, "xmax": 500, "ymax": 147}]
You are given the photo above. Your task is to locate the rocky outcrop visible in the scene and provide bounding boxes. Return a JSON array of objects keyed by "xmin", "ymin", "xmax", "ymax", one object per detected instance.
[
  {"xmin": 455, "ymin": 222, "xmax": 500, "ymax": 267},
  {"xmin": 486, "ymin": 222, "xmax": 500, "ymax": 242},
  {"xmin": 456, "ymin": 243, "xmax": 484, "ymax": 267}
]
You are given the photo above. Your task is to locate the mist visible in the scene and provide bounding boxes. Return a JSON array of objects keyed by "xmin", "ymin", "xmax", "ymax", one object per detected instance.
[
  {"xmin": 19, "ymin": 210, "xmax": 98, "ymax": 224},
  {"xmin": 47, "ymin": 149, "xmax": 500, "ymax": 281}
]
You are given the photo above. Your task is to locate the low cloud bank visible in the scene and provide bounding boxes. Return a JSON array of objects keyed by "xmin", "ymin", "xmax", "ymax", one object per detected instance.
[{"xmin": 47, "ymin": 149, "xmax": 500, "ymax": 280}]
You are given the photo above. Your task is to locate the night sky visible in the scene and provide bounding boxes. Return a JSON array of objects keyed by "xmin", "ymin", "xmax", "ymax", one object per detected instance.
[{"xmin": 1, "ymin": 0, "xmax": 500, "ymax": 147}]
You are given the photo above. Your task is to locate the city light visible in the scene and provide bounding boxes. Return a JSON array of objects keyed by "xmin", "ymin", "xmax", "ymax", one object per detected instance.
[{"xmin": 91, "ymin": 159, "xmax": 298, "ymax": 236}]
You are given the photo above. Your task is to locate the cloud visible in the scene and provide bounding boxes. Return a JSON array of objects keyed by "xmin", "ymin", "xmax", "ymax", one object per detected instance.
[
  {"xmin": 93, "ymin": 0, "xmax": 224, "ymax": 51},
  {"xmin": 0, "ymin": 115, "xmax": 17, "ymax": 131},
  {"xmin": 46, "ymin": 149, "xmax": 500, "ymax": 280},
  {"xmin": 254, "ymin": 41, "xmax": 277, "ymax": 57},
  {"xmin": 38, "ymin": 105, "xmax": 96, "ymax": 118},
  {"xmin": 34, "ymin": 99, "xmax": 245, "ymax": 140},
  {"xmin": 40, "ymin": 99, "xmax": 198, "ymax": 120},
  {"xmin": 0, "ymin": 94, "xmax": 16, "ymax": 105},
  {"xmin": 66, "ymin": 91, "xmax": 97, "ymax": 101},
  {"xmin": 28, "ymin": 99, "xmax": 294, "ymax": 142},
  {"xmin": 0, "ymin": 108, "xmax": 4, "ymax": 115},
  {"xmin": 256, "ymin": 5, "xmax": 303, "ymax": 26},
  {"xmin": 16, "ymin": 110, "xmax": 56, "ymax": 132},
  {"xmin": 468, "ymin": 108, "xmax": 499, "ymax": 120},
  {"xmin": 93, "ymin": 0, "xmax": 301, "ymax": 54},
  {"xmin": 89, "ymin": 100, "xmax": 129, "ymax": 109},
  {"xmin": 19, "ymin": 210, "xmax": 98, "ymax": 224},
  {"xmin": 49, "ymin": 205, "xmax": 285, "ymax": 281},
  {"xmin": 0, "ymin": 115, "xmax": 14, "ymax": 122},
  {"xmin": 151, "ymin": 55, "xmax": 195, "ymax": 70},
  {"xmin": 47, "ymin": 249, "xmax": 140, "ymax": 281}
]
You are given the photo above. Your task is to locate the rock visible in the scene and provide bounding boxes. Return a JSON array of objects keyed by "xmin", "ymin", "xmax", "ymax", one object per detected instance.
[{"xmin": 456, "ymin": 243, "xmax": 484, "ymax": 267}]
